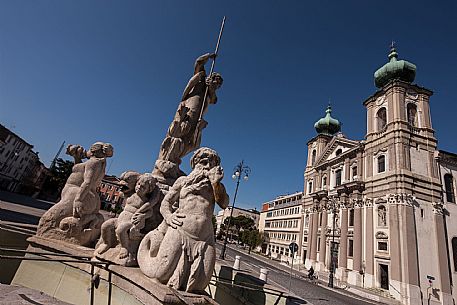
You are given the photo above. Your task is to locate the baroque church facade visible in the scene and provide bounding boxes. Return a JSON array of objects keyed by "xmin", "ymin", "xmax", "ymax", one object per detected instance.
[{"xmin": 302, "ymin": 46, "xmax": 457, "ymax": 305}]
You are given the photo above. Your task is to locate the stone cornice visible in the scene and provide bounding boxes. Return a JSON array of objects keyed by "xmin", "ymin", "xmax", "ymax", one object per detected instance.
[{"xmin": 387, "ymin": 193, "xmax": 414, "ymax": 206}]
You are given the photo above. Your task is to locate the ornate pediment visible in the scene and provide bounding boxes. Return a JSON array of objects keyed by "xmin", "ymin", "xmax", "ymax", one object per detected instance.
[{"xmin": 313, "ymin": 137, "xmax": 361, "ymax": 168}]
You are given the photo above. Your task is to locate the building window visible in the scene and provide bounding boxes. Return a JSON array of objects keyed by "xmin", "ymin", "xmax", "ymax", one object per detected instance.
[
  {"xmin": 444, "ymin": 174, "xmax": 455, "ymax": 203},
  {"xmin": 336, "ymin": 149, "xmax": 342, "ymax": 156},
  {"xmin": 378, "ymin": 155, "xmax": 386, "ymax": 173},
  {"xmin": 348, "ymin": 239, "xmax": 354, "ymax": 257},
  {"xmin": 311, "ymin": 149, "xmax": 317, "ymax": 165},
  {"xmin": 322, "ymin": 176, "xmax": 327, "ymax": 187},
  {"xmin": 378, "ymin": 241, "xmax": 388, "ymax": 251},
  {"xmin": 308, "ymin": 181, "xmax": 312, "ymax": 194},
  {"xmin": 352, "ymin": 166, "xmax": 357, "ymax": 179},
  {"xmin": 335, "ymin": 169, "xmax": 342, "ymax": 186},
  {"xmin": 452, "ymin": 238, "xmax": 457, "ymax": 271},
  {"xmin": 407, "ymin": 103, "xmax": 417, "ymax": 126},
  {"xmin": 349, "ymin": 209, "xmax": 354, "ymax": 227},
  {"xmin": 377, "ymin": 205, "xmax": 387, "ymax": 227},
  {"xmin": 377, "ymin": 107, "xmax": 387, "ymax": 131}
]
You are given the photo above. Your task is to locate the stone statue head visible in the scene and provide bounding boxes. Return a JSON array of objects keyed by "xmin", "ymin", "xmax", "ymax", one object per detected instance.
[
  {"xmin": 119, "ymin": 171, "xmax": 141, "ymax": 197},
  {"xmin": 135, "ymin": 173, "xmax": 157, "ymax": 197},
  {"xmin": 88, "ymin": 142, "xmax": 114, "ymax": 158},
  {"xmin": 190, "ymin": 147, "xmax": 221, "ymax": 171},
  {"xmin": 207, "ymin": 72, "xmax": 223, "ymax": 90}
]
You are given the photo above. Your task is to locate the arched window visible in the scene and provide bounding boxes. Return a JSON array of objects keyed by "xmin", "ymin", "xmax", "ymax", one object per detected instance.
[
  {"xmin": 335, "ymin": 169, "xmax": 342, "ymax": 186},
  {"xmin": 322, "ymin": 176, "xmax": 327, "ymax": 187},
  {"xmin": 378, "ymin": 205, "xmax": 387, "ymax": 227},
  {"xmin": 308, "ymin": 181, "xmax": 313, "ymax": 194},
  {"xmin": 311, "ymin": 150, "xmax": 317, "ymax": 165},
  {"xmin": 445, "ymin": 174, "xmax": 455, "ymax": 203},
  {"xmin": 378, "ymin": 155, "xmax": 386, "ymax": 173},
  {"xmin": 377, "ymin": 107, "xmax": 387, "ymax": 131},
  {"xmin": 452, "ymin": 237, "xmax": 457, "ymax": 271},
  {"xmin": 407, "ymin": 104, "xmax": 418, "ymax": 126}
]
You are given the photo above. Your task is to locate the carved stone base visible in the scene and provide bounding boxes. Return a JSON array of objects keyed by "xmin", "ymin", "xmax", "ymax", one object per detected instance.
[
  {"xmin": 94, "ymin": 242, "xmax": 141, "ymax": 267},
  {"xmin": 13, "ymin": 236, "xmax": 218, "ymax": 305}
]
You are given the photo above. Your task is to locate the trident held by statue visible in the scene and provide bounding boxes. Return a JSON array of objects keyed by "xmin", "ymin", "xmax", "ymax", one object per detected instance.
[{"xmin": 197, "ymin": 16, "xmax": 226, "ymax": 122}]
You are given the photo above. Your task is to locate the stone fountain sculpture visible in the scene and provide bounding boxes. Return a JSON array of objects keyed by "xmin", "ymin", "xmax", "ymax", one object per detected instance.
[
  {"xmin": 36, "ymin": 142, "xmax": 113, "ymax": 246},
  {"xmin": 134, "ymin": 53, "xmax": 228, "ymax": 292},
  {"xmin": 138, "ymin": 147, "xmax": 229, "ymax": 292},
  {"xmin": 152, "ymin": 52, "xmax": 223, "ymax": 188},
  {"xmin": 94, "ymin": 173, "xmax": 162, "ymax": 266}
]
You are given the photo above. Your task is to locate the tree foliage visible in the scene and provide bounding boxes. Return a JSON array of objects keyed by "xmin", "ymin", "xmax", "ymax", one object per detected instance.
[
  {"xmin": 222, "ymin": 215, "xmax": 256, "ymax": 242},
  {"xmin": 40, "ymin": 158, "xmax": 74, "ymax": 200},
  {"xmin": 239, "ymin": 229, "xmax": 264, "ymax": 253}
]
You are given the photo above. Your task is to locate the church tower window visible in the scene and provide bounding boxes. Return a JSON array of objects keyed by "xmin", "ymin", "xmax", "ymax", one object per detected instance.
[
  {"xmin": 311, "ymin": 149, "xmax": 317, "ymax": 165},
  {"xmin": 378, "ymin": 155, "xmax": 386, "ymax": 173},
  {"xmin": 377, "ymin": 107, "xmax": 387, "ymax": 131},
  {"xmin": 445, "ymin": 174, "xmax": 455, "ymax": 203}
]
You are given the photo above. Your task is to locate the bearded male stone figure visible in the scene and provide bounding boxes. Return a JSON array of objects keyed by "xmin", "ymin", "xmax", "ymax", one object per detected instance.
[{"xmin": 138, "ymin": 147, "xmax": 229, "ymax": 293}]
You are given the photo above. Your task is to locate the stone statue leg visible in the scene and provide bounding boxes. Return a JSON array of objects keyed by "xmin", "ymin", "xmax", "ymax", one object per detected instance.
[
  {"xmin": 186, "ymin": 242, "xmax": 216, "ymax": 292},
  {"xmin": 96, "ymin": 218, "xmax": 117, "ymax": 254},
  {"xmin": 115, "ymin": 221, "xmax": 133, "ymax": 259},
  {"xmin": 139, "ymin": 228, "xmax": 182, "ymax": 283}
]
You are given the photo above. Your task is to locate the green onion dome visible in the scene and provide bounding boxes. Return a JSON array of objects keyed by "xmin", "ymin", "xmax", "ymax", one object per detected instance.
[
  {"xmin": 374, "ymin": 45, "xmax": 416, "ymax": 88},
  {"xmin": 314, "ymin": 105, "xmax": 341, "ymax": 135}
]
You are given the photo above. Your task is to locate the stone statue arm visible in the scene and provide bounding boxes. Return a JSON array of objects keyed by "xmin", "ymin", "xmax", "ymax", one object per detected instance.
[
  {"xmin": 193, "ymin": 53, "xmax": 215, "ymax": 75},
  {"xmin": 74, "ymin": 159, "xmax": 102, "ymax": 215},
  {"xmin": 207, "ymin": 165, "xmax": 229, "ymax": 209},
  {"xmin": 214, "ymin": 182, "xmax": 229, "ymax": 209},
  {"xmin": 160, "ymin": 177, "xmax": 186, "ymax": 229}
]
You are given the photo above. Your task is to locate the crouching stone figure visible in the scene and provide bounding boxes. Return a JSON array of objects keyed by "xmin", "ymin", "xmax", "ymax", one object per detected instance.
[
  {"xmin": 95, "ymin": 173, "xmax": 162, "ymax": 266},
  {"xmin": 138, "ymin": 147, "xmax": 229, "ymax": 293}
]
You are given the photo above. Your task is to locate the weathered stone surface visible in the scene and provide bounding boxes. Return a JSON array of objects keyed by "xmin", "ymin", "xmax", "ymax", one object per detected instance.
[
  {"xmin": 0, "ymin": 283, "xmax": 73, "ymax": 305},
  {"xmin": 36, "ymin": 142, "xmax": 113, "ymax": 247},
  {"xmin": 152, "ymin": 53, "xmax": 223, "ymax": 185},
  {"xmin": 95, "ymin": 173, "xmax": 162, "ymax": 266},
  {"xmin": 15, "ymin": 237, "xmax": 217, "ymax": 305},
  {"xmin": 138, "ymin": 147, "xmax": 229, "ymax": 293}
]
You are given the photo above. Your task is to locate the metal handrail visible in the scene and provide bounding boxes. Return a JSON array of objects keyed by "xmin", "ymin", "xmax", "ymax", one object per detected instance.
[{"xmin": 0, "ymin": 249, "xmax": 112, "ymax": 305}]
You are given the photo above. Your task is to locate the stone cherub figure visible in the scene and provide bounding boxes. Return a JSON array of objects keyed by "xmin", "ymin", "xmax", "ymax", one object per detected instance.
[
  {"xmin": 95, "ymin": 173, "xmax": 162, "ymax": 266},
  {"xmin": 138, "ymin": 147, "xmax": 229, "ymax": 293},
  {"xmin": 37, "ymin": 142, "xmax": 113, "ymax": 247},
  {"xmin": 153, "ymin": 53, "xmax": 223, "ymax": 185}
]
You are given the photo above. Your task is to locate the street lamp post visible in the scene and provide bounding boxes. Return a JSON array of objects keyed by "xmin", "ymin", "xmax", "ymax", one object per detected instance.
[
  {"xmin": 328, "ymin": 197, "xmax": 338, "ymax": 288},
  {"xmin": 219, "ymin": 160, "xmax": 251, "ymax": 260}
]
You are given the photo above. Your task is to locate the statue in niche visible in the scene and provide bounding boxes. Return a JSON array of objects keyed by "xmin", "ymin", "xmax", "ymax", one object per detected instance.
[
  {"xmin": 138, "ymin": 147, "xmax": 229, "ymax": 293},
  {"xmin": 37, "ymin": 142, "xmax": 113, "ymax": 247},
  {"xmin": 153, "ymin": 53, "xmax": 223, "ymax": 186},
  {"xmin": 95, "ymin": 173, "xmax": 162, "ymax": 266},
  {"xmin": 378, "ymin": 205, "xmax": 387, "ymax": 227}
]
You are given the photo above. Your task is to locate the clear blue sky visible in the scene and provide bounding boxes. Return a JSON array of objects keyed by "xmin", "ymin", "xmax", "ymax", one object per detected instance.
[{"xmin": 1, "ymin": 1, "xmax": 456, "ymax": 210}]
